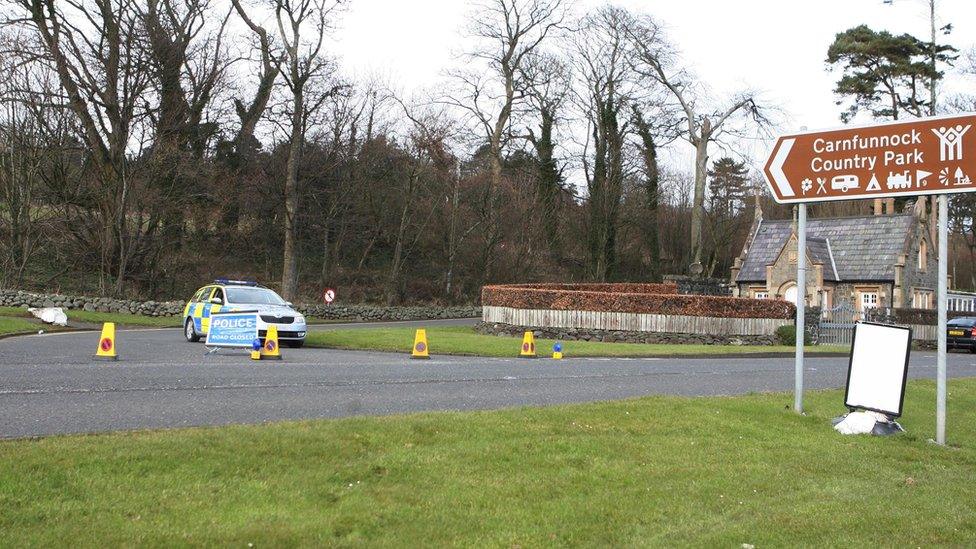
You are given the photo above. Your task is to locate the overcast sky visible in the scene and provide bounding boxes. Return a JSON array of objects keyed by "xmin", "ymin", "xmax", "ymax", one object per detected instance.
[{"xmin": 328, "ymin": 0, "xmax": 976, "ymax": 174}]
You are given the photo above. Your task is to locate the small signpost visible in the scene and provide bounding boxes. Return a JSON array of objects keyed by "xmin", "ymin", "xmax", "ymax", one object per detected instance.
[
  {"xmin": 323, "ymin": 287, "xmax": 336, "ymax": 304},
  {"xmin": 763, "ymin": 113, "xmax": 976, "ymax": 444}
]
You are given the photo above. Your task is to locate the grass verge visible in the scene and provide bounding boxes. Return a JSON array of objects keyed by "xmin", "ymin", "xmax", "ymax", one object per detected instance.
[
  {"xmin": 305, "ymin": 325, "xmax": 847, "ymax": 357},
  {"xmin": 0, "ymin": 316, "xmax": 44, "ymax": 336},
  {"xmin": 0, "ymin": 306, "xmax": 180, "ymax": 328},
  {"xmin": 1, "ymin": 379, "xmax": 974, "ymax": 545}
]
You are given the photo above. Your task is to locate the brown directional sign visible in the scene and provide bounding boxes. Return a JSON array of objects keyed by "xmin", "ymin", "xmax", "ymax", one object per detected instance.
[{"xmin": 763, "ymin": 114, "xmax": 976, "ymax": 204}]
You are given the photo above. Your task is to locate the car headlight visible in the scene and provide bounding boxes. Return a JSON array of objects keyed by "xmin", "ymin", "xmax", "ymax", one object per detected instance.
[{"xmin": 295, "ymin": 314, "xmax": 305, "ymax": 324}]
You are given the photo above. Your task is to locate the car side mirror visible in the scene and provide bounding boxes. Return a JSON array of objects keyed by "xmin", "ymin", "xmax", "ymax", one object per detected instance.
[
  {"xmin": 210, "ymin": 297, "xmax": 223, "ymax": 305},
  {"xmin": 286, "ymin": 301, "xmax": 293, "ymax": 307}
]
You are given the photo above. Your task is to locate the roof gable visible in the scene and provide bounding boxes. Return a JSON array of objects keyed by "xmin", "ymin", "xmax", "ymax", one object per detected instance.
[{"xmin": 736, "ymin": 214, "xmax": 916, "ymax": 282}]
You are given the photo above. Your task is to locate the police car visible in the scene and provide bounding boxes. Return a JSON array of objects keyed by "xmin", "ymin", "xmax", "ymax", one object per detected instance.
[{"xmin": 182, "ymin": 279, "xmax": 307, "ymax": 348}]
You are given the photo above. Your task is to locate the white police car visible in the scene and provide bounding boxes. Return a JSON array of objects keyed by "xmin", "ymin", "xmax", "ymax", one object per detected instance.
[{"xmin": 182, "ymin": 279, "xmax": 307, "ymax": 348}]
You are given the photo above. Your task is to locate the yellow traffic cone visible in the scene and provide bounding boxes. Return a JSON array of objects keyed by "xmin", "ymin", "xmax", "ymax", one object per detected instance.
[
  {"xmin": 411, "ymin": 329, "xmax": 430, "ymax": 359},
  {"xmin": 94, "ymin": 322, "xmax": 118, "ymax": 361},
  {"xmin": 260, "ymin": 325, "xmax": 282, "ymax": 360},
  {"xmin": 520, "ymin": 331, "xmax": 537, "ymax": 358}
]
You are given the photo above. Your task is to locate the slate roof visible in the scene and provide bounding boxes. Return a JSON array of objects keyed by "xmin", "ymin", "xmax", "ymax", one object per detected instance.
[
  {"xmin": 806, "ymin": 237, "xmax": 838, "ymax": 281},
  {"xmin": 736, "ymin": 214, "xmax": 916, "ymax": 283}
]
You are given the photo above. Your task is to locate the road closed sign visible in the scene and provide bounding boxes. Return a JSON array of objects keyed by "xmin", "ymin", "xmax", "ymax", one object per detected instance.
[
  {"xmin": 763, "ymin": 113, "xmax": 976, "ymax": 204},
  {"xmin": 206, "ymin": 311, "xmax": 259, "ymax": 348}
]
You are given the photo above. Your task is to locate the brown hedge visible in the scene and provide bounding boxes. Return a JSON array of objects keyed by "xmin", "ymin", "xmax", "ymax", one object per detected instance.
[
  {"xmin": 495, "ymin": 283, "xmax": 678, "ymax": 294},
  {"xmin": 482, "ymin": 284, "xmax": 795, "ymax": 319}
]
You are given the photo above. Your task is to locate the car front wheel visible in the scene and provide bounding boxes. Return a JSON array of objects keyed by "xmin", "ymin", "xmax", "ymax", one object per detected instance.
[{"xmin": 184, "ymin": 318, "xmax": 200, "ymax": 342}]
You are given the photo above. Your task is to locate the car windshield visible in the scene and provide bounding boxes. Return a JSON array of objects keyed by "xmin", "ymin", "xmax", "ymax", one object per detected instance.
[
  {"xmin": 225, "ymin": 287, "xmax": 286, "ymax": 305},
  {"xmin": 948, "ymin": 318, "xmax": 976, "ymax": 327}
]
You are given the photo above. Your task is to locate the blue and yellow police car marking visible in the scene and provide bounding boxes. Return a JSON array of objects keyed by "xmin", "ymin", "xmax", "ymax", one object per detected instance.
[{"xmin": 185, "ymin": 286, "xmax": 221, "ymax": 335}]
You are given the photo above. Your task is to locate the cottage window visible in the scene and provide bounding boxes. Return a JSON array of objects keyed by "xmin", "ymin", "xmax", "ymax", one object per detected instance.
[
  {"xmin": 913, "ymin": 290, "xmax": 933, "ymax": 309},
  {"xmin": 859, "ymin": 291, "xmax": 879, "ymax": 312},
  {"xmin": 919, "ymin": 240, "xmax": 928, "ymax": 272},
  {"xmin": 754, "ymin": 292, "xmax": 769, "ymax": 300}
]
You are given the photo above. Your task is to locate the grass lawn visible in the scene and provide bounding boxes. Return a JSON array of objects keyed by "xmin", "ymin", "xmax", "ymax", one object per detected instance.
[
  {"xmin": 0, "ymin": 316, "xmax": 44, "ymax": 336},
  {"xmin": 0, "ymin": 306, "xmax": 180, "ymax": 328},
  {"xmin": 306, "ymin": 325, "xmax": 847, "ymax": 357},
  {"xmin": 1, "ymin": 379, "xmax": 975, "ymax": 546}
]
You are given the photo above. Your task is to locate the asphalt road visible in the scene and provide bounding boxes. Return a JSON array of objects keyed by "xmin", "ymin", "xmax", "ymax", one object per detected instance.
[{"xmin": 2, "ymin": 327, "xmax": 975, "ymax": 438}]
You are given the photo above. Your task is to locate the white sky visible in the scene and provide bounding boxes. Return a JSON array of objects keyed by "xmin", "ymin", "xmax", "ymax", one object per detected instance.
[{"xmin": 329, "ymin": 0, "xmax": 976, "ymax": 174}]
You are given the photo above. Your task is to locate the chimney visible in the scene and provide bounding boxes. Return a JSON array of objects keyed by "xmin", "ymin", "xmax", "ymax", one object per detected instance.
[
  {"xmin": 873, "ymin": 198, "xmax": 883, "ymax": 216},
  {"xmin": 885, "ymin": 198, "xmax": 896, "ymax": 214}
]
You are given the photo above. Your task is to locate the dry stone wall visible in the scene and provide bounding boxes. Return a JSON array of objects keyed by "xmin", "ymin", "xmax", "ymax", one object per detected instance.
[
  {"xmin": 0, "ymin": 289, "xmax": 479, "ymax": 321},
  {"xmin": 476, "ymin": 322, "xmax": 778, "ymax": 346}
]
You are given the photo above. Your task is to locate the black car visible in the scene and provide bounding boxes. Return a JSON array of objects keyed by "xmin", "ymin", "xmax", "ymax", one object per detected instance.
[{"xmin": 947, "ymin": 317, "xmax": 976, "ymax": 353}]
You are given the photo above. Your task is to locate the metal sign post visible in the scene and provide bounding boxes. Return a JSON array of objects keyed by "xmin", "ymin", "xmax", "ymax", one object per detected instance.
[
  {"xmin": 795, "ymin": 204, "xmax": 806, "ymax": 414},
  {"xmin": 761, "ymin": 113, "xmax": 976, "ymax": 442},
  {"xmin": 937, "ymin": 195, "xmax": 948, "ymax": 445}
]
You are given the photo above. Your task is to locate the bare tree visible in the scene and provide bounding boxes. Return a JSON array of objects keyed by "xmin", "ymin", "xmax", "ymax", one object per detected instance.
[
  {"xmin": 445, "ymin": 0, "xmax": 568, "ymax": 282},
  {"xmin": 229, "ymin": 0, "xmax": 282, "ymax": 154},
  {"xmin": 627, "ymin": 17, "xmax": 771, "ymax": 276},
  {"xmin": 270, "ymin": 0, "xmax": 342, "ymax": 300},
  {"xmin": 571, "ymin": 6, "xmax": 637, "ymax": 281},
  {"xmin": 139, "ymin": 0, "xmax": 231, "ymax": 157},
  {"xmin": 522, "ymin": 51, "xmax": 569, "ymax": 260},
  {"xmin": 13, "ymin": 0, "xmax": 153, "ymax": 295}
]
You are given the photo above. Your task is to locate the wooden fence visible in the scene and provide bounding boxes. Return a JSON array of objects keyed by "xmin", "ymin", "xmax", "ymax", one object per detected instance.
[{"xmin": 482, "ymin": 306, "xmax": 790, "ymax": 336}]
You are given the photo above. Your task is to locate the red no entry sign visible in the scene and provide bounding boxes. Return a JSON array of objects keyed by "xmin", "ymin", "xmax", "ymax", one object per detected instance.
[{"xmin": 323, "ymin": 288, "xmax": 336, "ymax": 304}]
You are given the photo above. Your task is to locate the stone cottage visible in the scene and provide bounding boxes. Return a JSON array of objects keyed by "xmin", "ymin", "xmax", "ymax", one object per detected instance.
[{"xmin": 730, "ymin": 199, "xmax": 940, "ymax": 313}]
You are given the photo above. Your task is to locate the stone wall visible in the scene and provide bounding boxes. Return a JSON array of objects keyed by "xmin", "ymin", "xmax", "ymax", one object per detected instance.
[
  {"xmin": 663, "ymin": 275, "xmax": 732, "ymax": 296},
  {"xmin": 0, "ymin": 289, "xmax": 480, "ymax": 321},
  {"xmin": 298, "ymin": 304, "xmax": 480, "ymax": 321},
  {"xmin": 900, "ymin": 220, "xmax": 938, "ymax": 307},
  {"xmin": 476, "ymin": 322, "xmax": 777, "ymax": 346},
  {"xmin": 0, "ymin": 289, "xmax": 184, "ymax": 316}
]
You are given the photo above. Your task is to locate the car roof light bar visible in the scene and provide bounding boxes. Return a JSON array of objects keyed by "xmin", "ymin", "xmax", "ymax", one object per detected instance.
[{"xmin": 214, "ymin": 278, "xmax": 259, "ymax": 287}]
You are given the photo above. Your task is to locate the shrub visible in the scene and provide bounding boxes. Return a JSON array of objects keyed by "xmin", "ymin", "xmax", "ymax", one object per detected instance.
[
  {"xmin": 481, "ymin": 284, "xmax": 795, "ymax": 319},
  {"xmin": 775, "ymin": 325, "xmax": 811, "ymax": 345}
]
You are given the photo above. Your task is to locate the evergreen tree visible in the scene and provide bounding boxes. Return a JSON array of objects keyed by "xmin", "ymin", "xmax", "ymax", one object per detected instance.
[
  {"xmin": 708, "ymin": 157, "xmax": 749, "ymax": 217},
  {"xmin": 826, "ymin": 25, "xmax": 955, "ymax": 122}
]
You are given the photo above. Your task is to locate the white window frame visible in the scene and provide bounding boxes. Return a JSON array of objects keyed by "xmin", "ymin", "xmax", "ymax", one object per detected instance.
[{"xmin": 859, "ymin": 291, "xmax": 879, "ymax": 312}]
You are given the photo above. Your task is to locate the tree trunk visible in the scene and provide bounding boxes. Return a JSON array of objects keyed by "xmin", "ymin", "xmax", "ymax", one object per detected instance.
[
  {"xmin": 281, "ymin": 87, "xmax": 304, "ymax": 301},
  {"xmin": 385, "ymin": 181, "xmax": 413, "ymax": 305},
  {"xmin": 633, "ymin": 110, "xmax": 661, "ymax": 282},
  {"xmin": 533, "ymin": 110, "xmax": 561, "ymax": 260}
]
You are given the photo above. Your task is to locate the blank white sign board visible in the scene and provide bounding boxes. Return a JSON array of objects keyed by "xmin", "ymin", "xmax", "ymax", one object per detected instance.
[{"xmin": 844, "ymin": 322, "xmax": 912, "ymax": 417}]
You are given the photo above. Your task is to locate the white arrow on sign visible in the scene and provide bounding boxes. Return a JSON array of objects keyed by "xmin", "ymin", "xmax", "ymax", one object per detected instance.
[{"xmin": 767, "ymin": 138, "xmax": 796, "ymax": 198}]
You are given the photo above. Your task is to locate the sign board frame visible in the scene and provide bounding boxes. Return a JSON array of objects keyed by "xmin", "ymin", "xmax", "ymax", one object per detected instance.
[
  {"xmin": 763, "ymin": 112, "xmax": 976, "ymax": 204},
  {"xmin": 843, "ymin": 322, "xmax": 913, "ymax": 418},
  {"xmin": 205, "ymin": 310, "xmax": 259, "ymax": 348}
]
